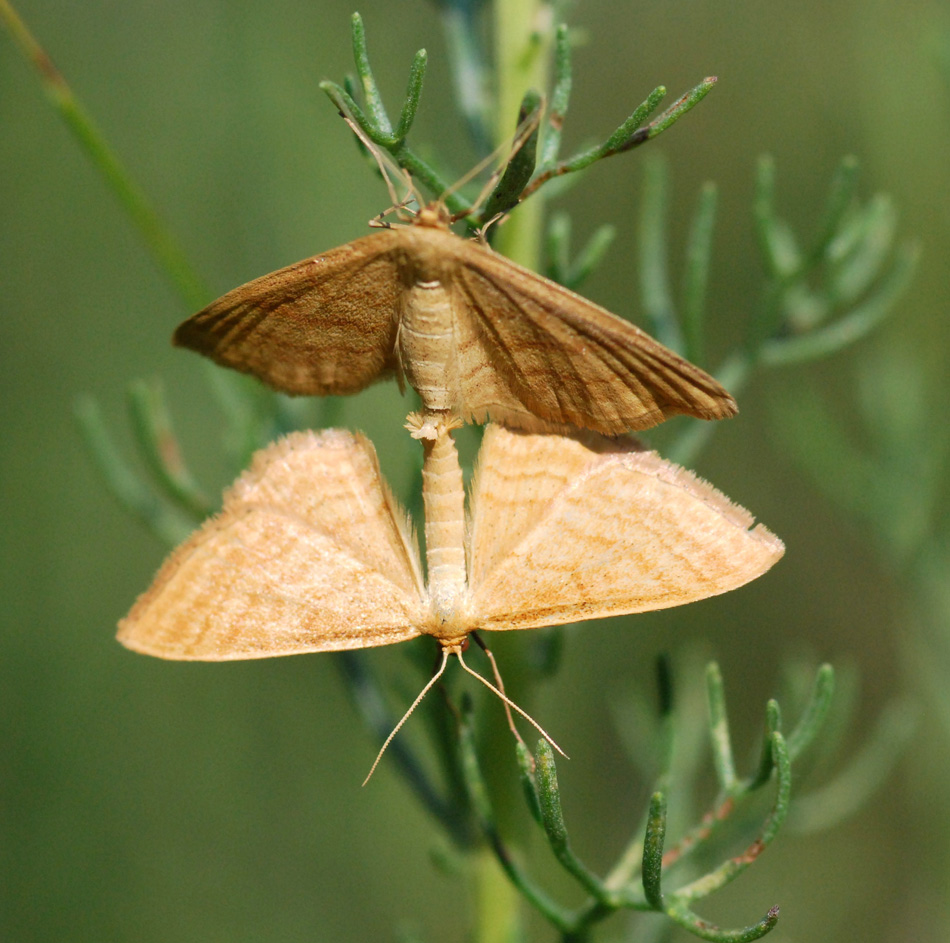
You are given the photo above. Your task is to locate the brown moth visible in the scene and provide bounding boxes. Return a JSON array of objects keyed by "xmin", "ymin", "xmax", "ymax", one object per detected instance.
[
  {"xmin": 118, "ymin": 424, "xmax": 783, "ymax": 662},
  {"xmin": 173, "ymin": 206, "xmax": 738, "ymax": 435}
]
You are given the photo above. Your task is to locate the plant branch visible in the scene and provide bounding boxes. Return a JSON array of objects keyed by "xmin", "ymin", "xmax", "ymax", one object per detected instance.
[{"xmin": 0, "ymin": 0, "xmax": 209, "ymax": 309}]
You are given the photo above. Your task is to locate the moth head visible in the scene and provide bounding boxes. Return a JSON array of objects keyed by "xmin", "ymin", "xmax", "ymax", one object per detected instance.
[{"xmin": 415, "ymin": 203, "xmax": 453, "ymax": 229}]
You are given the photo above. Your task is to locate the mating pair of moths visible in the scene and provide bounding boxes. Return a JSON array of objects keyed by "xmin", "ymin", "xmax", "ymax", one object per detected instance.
[{"xmin": 119, "ymin": 203, "xmax": 783, "ymax": 731}]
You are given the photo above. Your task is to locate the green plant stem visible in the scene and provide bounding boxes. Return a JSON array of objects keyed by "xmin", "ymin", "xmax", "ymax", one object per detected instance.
[
  {"xmin": 0, "ymin": 0, "xmax": 268, "ymax": 465},
  {"xmin": 468, "ymin": 14, "xmax": 556, "ymax": 942},
  {"xmin": 682, "ymin": 182, "xmax": 718, "ymax": 365},
  {"xmin": 639, "ymin": 155, "xmax": 682, "ymax": 352},
  {"xmin": 492, "ymin": 0, "xmax": 552, "ymax": 268},
  {"xmin": 127, "ymin": 378, "xmax": 213, "ymax": 521},
  {"xmin": 665, "ymin": 902, "xmax": 780, "ymax": 943},
  {"xmin": 459, "ymin": 707, "xmax": 570, "ymax": 935},
  {"xmin": 473, "ymin": 18, "xmax": 553, "ymax": 912},
  {"xmin": 473, "ymin": 847, "xmax": 524, "ymax": 943},
  {"xmin": 482, "ymin": 0, "xmax": 552, "ymax": 856},
  {"xmin": 0, "ymin": 0, "xmax": 208, "ymax": 310},
  {"xmin": 641, "ymin": 792, "xmax": 667, "ymax": 909},
  {"xmin": 74, "ymin": 396, "xmax": 195, "ymax": 546},
  {"xmin": 707, "ymin": 662, "xmax": 738, "ymax": 792},
  {"xmin": 536, "ymin": 743, "xmax": 608, "ymax": 898},
  {"xmin": 788, "ymin": 699, "xmax": 917, "ymax": 833},
  {"xmin": 437, "ymin": 1, "xmax": 493, "ymax": 154}
]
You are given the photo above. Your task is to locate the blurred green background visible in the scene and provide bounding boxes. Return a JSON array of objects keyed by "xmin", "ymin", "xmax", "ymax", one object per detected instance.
[{"xmin": 2, "ymin": 0, "xmax": 949, "ymax": 940}]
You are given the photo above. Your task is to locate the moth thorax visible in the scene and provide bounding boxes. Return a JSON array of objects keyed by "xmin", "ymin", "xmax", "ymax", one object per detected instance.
[
  {"xmin": 425, "ymin": 583, "xmax": 471, "ymax": 640},
  {"xmin": 399, "ymin": 282, "xmax": 460, "ymax": 414}
]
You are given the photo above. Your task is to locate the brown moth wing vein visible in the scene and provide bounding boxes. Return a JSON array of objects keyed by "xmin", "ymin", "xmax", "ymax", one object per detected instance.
[
  {"xmin": 449, "ymin": 288, "xmax": 559, "ymax": 432},
  {"xmin": 467, "ymin": 428, "xmax": 784, "ymax": 631},
  {"xmin": 463, "ymin": 261, "xmax": 645, "ymax": 430},
  {"xmin": 454, "ymin": 272, "xmax": 606, "ymax": 434},
  {"xmin": 118, "ymin": 510, "xmax": 425, "ymax": 660},
  {"xmin": 452, "ymin": 247, "xmax": 736, "ymax": 434},
  {"xmin": 118, "ymin": 431, "xmax": 428, "ymax": 660},
  {"xmin": 174, "ymin": 231, "xmax": 404, "ymax": 396},
  {"xmin": 466, "ymin": 426, "xmax": 639, "ymax": 583},
  {"xmin": 230, "ymin": 430, "xmax": 425, "ymax": 598}
]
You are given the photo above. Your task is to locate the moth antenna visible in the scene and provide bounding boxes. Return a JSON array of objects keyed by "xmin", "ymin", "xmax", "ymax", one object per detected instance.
[
  {"xmin": 341, "ymin": 115, "xmax": 420, "ymax": 218},
  {"xmin": 369, "ymin": 195, "xmax": 418, "ymax": 230},
  {"xmin": 362, "ymin": 648, "xmax": 450, "ymax": 786},
  {"xmin": 470, "ymin": 631, "xmax": 527, "ymax": 752},
  {"xmin": 446, "ymin": 99, "xmax": 545, "ymax": 224},
  {"xmin": 456, "ymin": 647, "xmax": 568, "ymax": 759}
]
